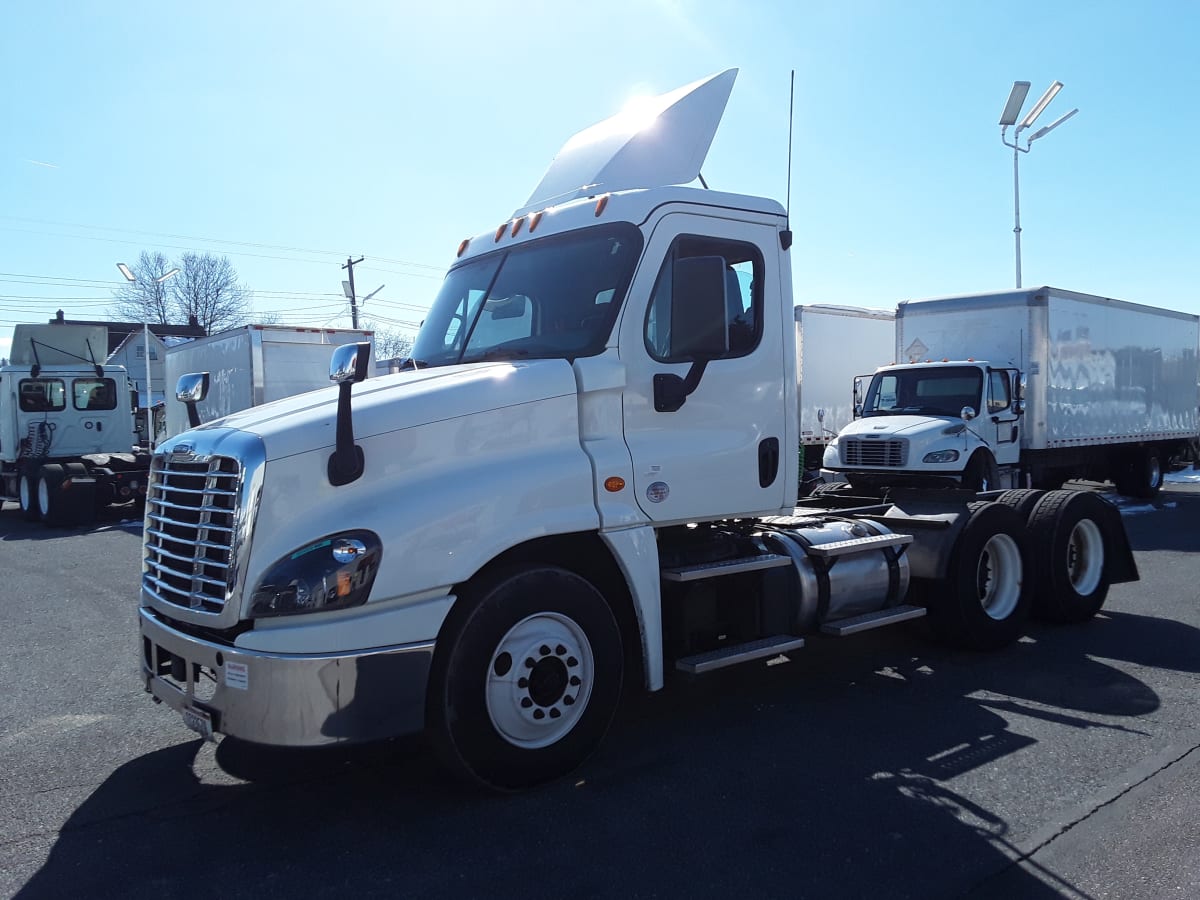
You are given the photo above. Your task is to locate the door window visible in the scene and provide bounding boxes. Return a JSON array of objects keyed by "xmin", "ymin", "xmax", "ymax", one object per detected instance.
[
  {"xmin": 19, "ymin": 379, "xmax": 66, "ymax": 412},
  {"xmin": 987, "ymin": 370, "xmax": 1011, "ymax": 413},
  {"xmin": 645, "ymin": 235, "xmax": 762, "ymax": 362},
  {"xmin": 73, "ymin": 378, "xmax": 118, "ymax": 411}
]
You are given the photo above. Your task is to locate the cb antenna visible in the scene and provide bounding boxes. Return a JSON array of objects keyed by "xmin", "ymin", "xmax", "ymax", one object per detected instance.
[{"xmin": 781, "ymin": 69, "xmax": 795, "ymax": 251}]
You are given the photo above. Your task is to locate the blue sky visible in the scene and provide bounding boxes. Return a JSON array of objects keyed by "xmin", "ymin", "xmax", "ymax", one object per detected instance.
[{"xmin": 3, "ymin": 0, "xmax": 1198, "ymax": 360}]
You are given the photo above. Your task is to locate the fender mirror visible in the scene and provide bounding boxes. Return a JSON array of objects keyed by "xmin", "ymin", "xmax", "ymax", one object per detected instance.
[{"xmin": 960, "ymin": 406, "xmax": 977, "ymax": 422}]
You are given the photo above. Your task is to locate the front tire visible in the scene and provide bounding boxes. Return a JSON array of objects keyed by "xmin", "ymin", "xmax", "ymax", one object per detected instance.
[
  {"xmin": 963, "ymin": 452, "xmax": 1001, "ymax": 493},
  {"xmin": 926, "ymin": 502, "xmax": 1031, "ymax": 650},
  {"xmin": 427, "ymin": 565, "xmax": 623, "ymax": 791}
]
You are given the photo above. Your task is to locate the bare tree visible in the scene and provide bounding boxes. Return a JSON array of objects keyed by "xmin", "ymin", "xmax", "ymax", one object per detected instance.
[
  {"xmin": 170, "ymin": 253, "xmax": 251, "ymax": 333},
  {"xmin": 110, "ymin": 251, "xmax": 176, "ymax": 324},
  {"xmin": 365, "ymin": 323, "xmax": 415, "ymax": 360}
]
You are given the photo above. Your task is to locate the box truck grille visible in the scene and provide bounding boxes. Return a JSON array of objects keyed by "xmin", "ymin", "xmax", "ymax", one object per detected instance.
[
  {"xmin": 842, "ymin": 439, "xmax": 908, "ymax": 467},
  {"xmin": 143, "ymin": 455, "xmax": 242, "ymax": 614}
]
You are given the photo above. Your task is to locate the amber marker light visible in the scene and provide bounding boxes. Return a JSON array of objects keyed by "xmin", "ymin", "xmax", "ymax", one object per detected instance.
[
  {"xmin": 604, "ymin": 476, "xmax": 626, "ymax": 492},
  {"xmin": 594, "ymin": 195, "xmax": 609, "ymax": 216},
  {"xmin": 457, "ymin": 239, "xmax": 470, "ymax": 257},
  {"xmin": 511, "ymin": 217, "xmax": 524, "ymax": 237},
  {"xmin": 494, "ymin": 224, "xmax": 507, "ymax": 242},
  {"xmin": 529, "ymin": 211, "xmax": 544, "ymax": 232}
]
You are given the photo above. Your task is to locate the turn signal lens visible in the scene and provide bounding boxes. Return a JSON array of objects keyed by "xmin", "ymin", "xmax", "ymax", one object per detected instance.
[{"xmin": 604, "ymin": 476, "xmax": 625, "ymax": 492}]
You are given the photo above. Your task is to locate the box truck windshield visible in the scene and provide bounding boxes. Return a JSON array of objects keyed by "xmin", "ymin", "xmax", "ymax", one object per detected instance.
[{"xmin": 863, "ymin": 366, "xmax": 983, "ymax": 417}]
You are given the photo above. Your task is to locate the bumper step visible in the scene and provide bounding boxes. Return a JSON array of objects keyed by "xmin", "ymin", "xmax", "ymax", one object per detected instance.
[
  {"xmin": 675, "ymin": 634, "xmax": 806, "ymax": 675},
  {"xmin": 820, "ymin": 604, "xmax": 926, "ymax": 636}
]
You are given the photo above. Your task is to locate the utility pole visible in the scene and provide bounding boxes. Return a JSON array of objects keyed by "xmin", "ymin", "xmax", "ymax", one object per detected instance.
[{"xmin": 342, "ymin": 256, "xmax": 364, "ymax": 328}]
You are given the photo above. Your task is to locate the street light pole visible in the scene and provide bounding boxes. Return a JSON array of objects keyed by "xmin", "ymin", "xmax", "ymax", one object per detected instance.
[
  {"xmin": 118, "ymin": 263, "xmax": 179, "ymax": 446},
  {"xmin": 997, "ymin": 81, "xmax": 1078, "ymax": 289}
]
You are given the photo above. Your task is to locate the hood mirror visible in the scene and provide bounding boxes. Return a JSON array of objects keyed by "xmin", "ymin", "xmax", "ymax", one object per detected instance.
[
  {"xmin": 328, "ymin": 342, "xmax": 372, "ymax": 486},
  {"xmin": 176, "ymin": 372, "xmax": 210, "ymax": 429},
  {"xmin": 960, "ymin": 406, "xmax": 977, "ymax": 422}
]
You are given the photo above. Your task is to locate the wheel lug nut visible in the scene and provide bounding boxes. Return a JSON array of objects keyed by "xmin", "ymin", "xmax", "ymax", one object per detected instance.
[
  {"xmin": 555, "ymin": 644, "xmax": 566, "ymax": 655},
  {"xmin": 533, "ymin": 709, "xmax": 545, "ymax": 720},
  {"xmin": 539, "ymin": 644, "xmax": 550, "ymax": 656},
  {"xmin": 521, "ymin": 698, "xmax": 532, "ymax": 708},
  {"xmin": 569, "ymin": 676, "xmax": 581, "ymax": 686},
  {"xmin": 549, "ymin": 708, "xmax": 561, "ymax": 719}
]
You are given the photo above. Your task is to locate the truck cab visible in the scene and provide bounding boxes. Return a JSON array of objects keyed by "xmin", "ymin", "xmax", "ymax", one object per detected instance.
[{"xmin": 824, "ymin": 361, "xmax": 1022, "ymax": 491}]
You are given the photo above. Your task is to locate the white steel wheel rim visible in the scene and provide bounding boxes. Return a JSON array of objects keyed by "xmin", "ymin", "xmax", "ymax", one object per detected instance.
[
  {"xmin": 1148, "ymin": 457, "xmax": 1162, "ymax": 488},
  {"xmin": 485, "ymin": 612, "xmax": 594, "ymax": 750},
  {"xmin": 976, "ymin": 533, "xmax": 1022, "ymax": 620},
  {"xmin": 37, "ymin": 477, "xmax": 51, "ymax": 515},
  {"xmin": 1067, "ymin": 519, "xmax": 1104, "ymax": 596},
  {"xmin": 19, "ymin": 476, "xmax": 32, "ymax": 510}
]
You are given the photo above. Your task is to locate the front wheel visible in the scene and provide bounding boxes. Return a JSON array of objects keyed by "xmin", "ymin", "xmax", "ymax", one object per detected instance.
[{"xmin": 427, "ymin": 566, "xmax": 623, "ymax": 791}]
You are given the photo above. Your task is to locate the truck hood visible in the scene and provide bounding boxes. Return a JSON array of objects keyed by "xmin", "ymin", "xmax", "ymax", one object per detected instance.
[
  {"xmin": 838, "ymin": 414, "xmax": 961, "ymax": 439},
  {"xmin": 171, "ymin": 360, "xmax": 579, "ymax": 462}
]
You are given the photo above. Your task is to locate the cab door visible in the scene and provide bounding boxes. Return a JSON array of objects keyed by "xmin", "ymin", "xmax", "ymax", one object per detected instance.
[
  {"xmin": 618, "ymin": 212, "xmax": 789, "ymax": 523},
  {"xmin": 987, "ymin": 367, "xmax": 1021, "ymax": 466}
]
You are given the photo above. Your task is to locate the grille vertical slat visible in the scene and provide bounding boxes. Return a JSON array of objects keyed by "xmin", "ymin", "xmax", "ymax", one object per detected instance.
[
  {"xmin": 143, "ymin": 455, "xmax": 242, "ymax": 614},
  {"xmin": 842, "ymin": 439, "xmax": 909, "ymax": 467}
]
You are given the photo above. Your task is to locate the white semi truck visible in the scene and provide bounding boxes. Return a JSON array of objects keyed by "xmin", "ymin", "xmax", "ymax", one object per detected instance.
[
  {"xmin": 1, "ymin": 324, "xmax": 151, "ymax": 524},
  {"xmin": 163, "ymin": 325, "xmax": 376, "ymax": 439},
  {"xmin": 138, "ymin": 70, "xmax": 1139, "ymax": 790},
  {"xmin": 795, "ymin": 304, "xmax": 895, "ymax": 486},
  {"xmin": 824, "ymin": 288, "xmax": 1200, "ymax": 497}
]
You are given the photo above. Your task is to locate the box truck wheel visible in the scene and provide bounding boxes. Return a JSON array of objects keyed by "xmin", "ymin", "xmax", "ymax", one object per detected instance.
[
  {"xmin": 428, "ymin": 565, "xmax": 624, "ymax": 791},
  {"xmin": 1116, "ymin": 450, "xmax": 1162, "ymax": 499},
  {"xmin": 962, "ymin": 452, "xmax": 1001, "ymax": 493},
  {"xmin": 926, "ymin": 502, "xmax": 1031, "ymax": 650},
  {"xmin": 1027, "ymin": 490, "xmax": 1110, "ymax": 623},
  {"xmin": 18, "ymin": 469, "xmax": 41, "ymax": 521}
]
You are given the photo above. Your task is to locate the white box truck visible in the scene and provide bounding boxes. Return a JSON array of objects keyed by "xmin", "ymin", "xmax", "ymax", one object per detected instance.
[
  {"xmin": 163, "ymin": 325, "xmax": 375, "ymax": 438},
  {"xmin": 138, "ymin": 71, "xmax": 1139, "ymax": 791},
  {"xmin": 795, "ymin": 305, "xmax": 895, "ymax": 485},
  {"xmin": 1, "ymin": 324, "xmax": 152, "ymax": 524},
  {"xmin": 824, "ymin": 288, "xmax": 1200, "ymax": 497}
]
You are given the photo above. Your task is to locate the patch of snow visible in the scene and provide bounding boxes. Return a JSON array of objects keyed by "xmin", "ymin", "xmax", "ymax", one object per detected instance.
[{"xmin": 1165, "ymin": 471, "xmax": 1200, "ymax": 484}]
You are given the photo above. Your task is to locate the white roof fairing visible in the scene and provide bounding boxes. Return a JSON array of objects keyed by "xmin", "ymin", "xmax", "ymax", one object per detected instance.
[{"xmin": 515, "ymin": 69, "xmax": 738, "ymax": 218}]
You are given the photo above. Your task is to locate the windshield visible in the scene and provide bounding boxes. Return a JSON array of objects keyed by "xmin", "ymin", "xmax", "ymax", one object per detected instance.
[
  {"xmin": 863, "ymin": 366, "xmax": 984, "ymax": 417},
  {"xmin": 409, "ymin": 223, "xmax": 642, "ymax": 367}
]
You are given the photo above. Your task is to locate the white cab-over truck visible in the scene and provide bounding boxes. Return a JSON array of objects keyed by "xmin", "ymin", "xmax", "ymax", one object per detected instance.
[
  {"xmin": 2, "ymin": 324, "xmax": 151, "ymax": 525},
  {"xmin": 824, "ymin": 288, "xmax": 1200, "ymax": 498},
  {"xmin": 795, "ymin": 304, "xmax": 894, "ymax": 486},
  {"xmin": 139, "ymin": 71, "xmax": 1139, "ymax": 790},
  {"xmin": 163, "ymin": 325, "xmax": 375, "ymax": 439}
]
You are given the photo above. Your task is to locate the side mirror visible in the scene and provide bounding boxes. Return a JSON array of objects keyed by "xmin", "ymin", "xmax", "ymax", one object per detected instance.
[
  {"xmin": 670, "ymin": 256, "xmax": 729, "ymax": 360},
  {"xmin": 654, "ymin": 256, "xmax": 729, "ymax": 413},
  {"xmin": 330, "ymin": 343, "xmax": 371, "ymax": 384},
  {"xmin": 176, "ymin": 372, "xmax": 210, "ymax": 429},
  {"xmin": 328, "ymin": 342, "xmax": 372, "ymax": 486},
  {"xmin": 1013, "ymin": 399, "xmax": 1025, "ymax": 416},
  {"xmin": 960, "ymin": 406, "xmax": 977, "ymax": 422}
]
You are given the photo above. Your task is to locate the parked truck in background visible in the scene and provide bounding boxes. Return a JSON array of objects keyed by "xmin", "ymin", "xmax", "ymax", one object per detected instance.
[
  {"xmin": 824, "ymin": 287, "xmax": 1200, "ymax": 498},
  {"xmin": 1, "ymin": 324, "xmax": 150, "ymax": 524},
  {"xmin": 163, "ymin": 325, "xmax": 375, "ymax": 439},
  {"xmin": 795, "ymin": 304, "xmax": 895, "ymax": 487},
  {"xmin": 138, "ymin": 70, "xmax": 1140, "ymax": 791}
]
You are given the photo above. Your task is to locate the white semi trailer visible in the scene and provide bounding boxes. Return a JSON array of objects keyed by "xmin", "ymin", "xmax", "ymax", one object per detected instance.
[
  {"xmin": 138, "ymin": 71, "xmax": 1139, "ymax": 791},
  {"xmin": 163, "ymin": 325, "xmax": 375, "ymax": 439},
  {"xmin": 795, "ymin": 304, "xmax": 895, "ymax": 486},
  {"xmin": 824, "ymin": 288, "xmax": 1200, "ymax": 497}
]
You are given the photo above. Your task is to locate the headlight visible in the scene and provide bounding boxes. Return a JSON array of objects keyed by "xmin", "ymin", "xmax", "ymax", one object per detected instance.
[
  {"xmin": 922, "ymin": 449, "xmax": 960, "ymax": 463},
  {"xmin": 250, "ymin": 530, "xmax": 382, "ymax": 617}
]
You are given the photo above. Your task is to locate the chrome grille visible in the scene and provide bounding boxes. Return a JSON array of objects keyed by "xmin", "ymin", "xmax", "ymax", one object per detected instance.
[
  {"xmin": 842, "ymin": 438, "xmax": 908, "ymax": 467},
  {"xmin": 143, "ymin": 455, "xmax": 242, "ymax": 614}
]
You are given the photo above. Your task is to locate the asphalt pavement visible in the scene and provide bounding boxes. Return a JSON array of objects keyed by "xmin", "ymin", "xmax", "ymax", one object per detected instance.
[{"xmin": 1, "ymin": 484, "xmax": 1198, "ymax": 899}]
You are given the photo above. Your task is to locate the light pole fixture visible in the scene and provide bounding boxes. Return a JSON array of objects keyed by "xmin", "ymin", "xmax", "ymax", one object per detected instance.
[
  {"xmin": 998, "ymin": 81, "xmax": 1079, "ymax": 288},
  {"xmin": 117, "ymin": 262, "xmax": 180, "ymax": 446}
]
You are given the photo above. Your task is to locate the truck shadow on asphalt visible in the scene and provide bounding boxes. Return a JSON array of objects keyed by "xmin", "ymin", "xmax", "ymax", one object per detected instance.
[
  {"xmin": 0, "ymin": 503, "xmax": 143, "ymax": 541},
  {"xmin": 20, "ymin": 609, "xmax": 1200, "ymax": 900}
]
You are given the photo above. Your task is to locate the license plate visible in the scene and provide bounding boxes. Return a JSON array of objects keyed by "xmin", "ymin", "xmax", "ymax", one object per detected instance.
[{"xmin": 181, "ymin": 705, "xmax": 214, "ymax": 740}]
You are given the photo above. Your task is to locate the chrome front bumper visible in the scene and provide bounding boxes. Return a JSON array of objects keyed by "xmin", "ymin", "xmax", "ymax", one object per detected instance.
[{"xmin": 140, "ymin": 607, "xmax": 434, "ymax": 747}]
